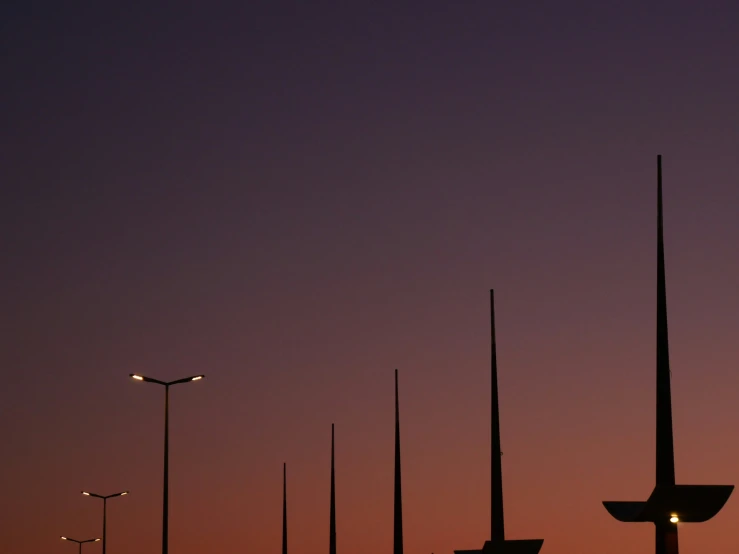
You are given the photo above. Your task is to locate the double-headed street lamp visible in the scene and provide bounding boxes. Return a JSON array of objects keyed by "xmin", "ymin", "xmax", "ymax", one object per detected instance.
[
  {"xmin": 60, "ymin": 537, "xmax": 100, "ymax": 554},
  {"xmin": 81, "ymin": 491, "xmax": 128, "ymax": 554},
  {"xmin": 130, "ymin": 373, "xmax": 204, "ymax": 554}
]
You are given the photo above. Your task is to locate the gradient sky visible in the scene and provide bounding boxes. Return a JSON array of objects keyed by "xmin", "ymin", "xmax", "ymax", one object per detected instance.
[{"xmin": 2, "ymin": 2, "xmax": 739, "ymax": 553}]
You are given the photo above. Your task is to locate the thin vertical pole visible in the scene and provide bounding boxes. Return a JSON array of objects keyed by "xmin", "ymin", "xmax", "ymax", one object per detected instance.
[
  {"xmin": 393, "ymin": 369, "xmax": 403, "ymax": 554},
  {"xmin": 490, "ymin": 290, "xmax": 505, "ymax": 541},
  {"xmin": 163, "ymin": 385, "xmax": 170, "ymax": 554},
  {"xmin": 330, "ymin": 424, "xmax": 336, "ymax": 554},
  {"xmin": 655, "ymin": 154, "xmax": 676, "ymax": 487},
  {"xmin": 654, "ymin": 156, "xmax": 678, "ymax": 554},
  {"xmin": 102, "ymin": 498, "xmax": 107, "ymax": 554},
  {"xmin": 282, "ymin": 463, "xmax": 288, "ymax": 554}
]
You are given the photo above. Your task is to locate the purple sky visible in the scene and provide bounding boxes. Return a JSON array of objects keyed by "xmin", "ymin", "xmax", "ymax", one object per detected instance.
[{"xmin": 2, "ymin": 2, "xmax": 739, "ymax": 554}]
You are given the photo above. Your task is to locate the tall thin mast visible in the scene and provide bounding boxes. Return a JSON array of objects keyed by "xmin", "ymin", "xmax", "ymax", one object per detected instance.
[
  {"xmin": 330, "ymin": 424, "xmax": 336, "ymax": 554},
  {"xmin": 452, "ymin": 292, "xmax": 544, "ymax": 554},
  {"xmin": 490, "ymin": 290, "xmax": 505, "ymax": 542},
  {"xmin": 282, "ymin": 463, "xmax": 288, "ymax": 554},
  {"xmin": 394, "ymin": 369, "xmax": 404, "ymax": 554},
  {"xmin": 655, "ymin": 154, "xmax": 676, "ymax": 487},
  {"xmin": 603, "ymin": 155, "xmax": 732, "ymax": 554}
]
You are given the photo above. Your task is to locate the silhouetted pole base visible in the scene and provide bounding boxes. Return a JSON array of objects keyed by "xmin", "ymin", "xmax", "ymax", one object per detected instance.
[
  {"xmin": 455, "ymin": 539, "xmax": 543, "ymax": 554},
  {"xmin": 656, "ymin": 523, "xmax": 678, "ymax": 554}
]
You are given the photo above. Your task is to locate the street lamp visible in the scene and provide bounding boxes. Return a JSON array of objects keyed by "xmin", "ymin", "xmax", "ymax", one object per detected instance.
[
  {"xmin": 81, "ymin": 491, "xmax": 128, "ymax": 554},
  {"xmin": 60, "ymin": 537, "xmax": 101, "ymax": 554},
  {"xmin": 129, "ymin": 373, "xmax": 204, "ymax": 554}
]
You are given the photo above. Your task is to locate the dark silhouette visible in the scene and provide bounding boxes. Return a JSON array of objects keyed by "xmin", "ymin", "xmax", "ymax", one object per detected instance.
[
  {"xmin": 602, "ymin": 155, "xmax": 734, "ymax": 554},
  {"xmin": 283, "ymin": 462, "xmax": 288, "ymax": 554},
  {"xmin": 330, "ymin": 424, "xmax": 336, "ymax": 554},
  {"xmin": 489, "ymin": 290, "xmax": 504, "ymax": 542},
  {"xmin": 454, "ymin": 291, "xmax": 543, "ymax": 554},
  {"xmin": 394, "ymin": 369, "xmax": 404, "ymax": 554},
  {"xmin": 81, "ymin": 490, "xmax": 128, "ymax": 554},
  {"xmin": 60, "ymin": 536, "xmax": 101, "ymax": 554},
  {"xmin": 129, "ymin": 373, "xmax": 204, "ymax": 554}
]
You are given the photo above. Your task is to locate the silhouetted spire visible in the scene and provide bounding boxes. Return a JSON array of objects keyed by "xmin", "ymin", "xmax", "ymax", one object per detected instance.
[
  {"xmin": 453, "ymin": 293, "xmax": 543, "ymax": 554},
  {"xmin": 655, "ymin": 157, "xmax": 678, "ymax": 554},
  {"xmin": 394, "ymin": 369, "xmax": 404, "ymax": 554},
  {"xmin": 655, "ymin": 154, "xmax": 676, "ymax": 488},
  {"xmin": 602, "ymin": 155, "xmax": 733, "ymax": 554},
  {"xmin": 490, "ymin": 290, "xmax": 505, "ymax": 542},
  {"xmin": 330, "ymin": 424, "xmax": 336, "ymax": 554},
  {"xmin": 282, "ymin": 463, "xmax": 287, "ymax": 554}
]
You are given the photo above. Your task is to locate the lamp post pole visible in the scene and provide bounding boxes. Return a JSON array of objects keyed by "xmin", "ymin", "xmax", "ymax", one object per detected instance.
[
  {"xmin": 164, "ymin": 383, "xmax": 169, "ymax": 554},
  {"xmin": 81, "ymin": 490, "xmax": 128, "ymax": 554},
  {"xmin": 130, "ymin": 373, "xmax": 204, "ymax": 554}
]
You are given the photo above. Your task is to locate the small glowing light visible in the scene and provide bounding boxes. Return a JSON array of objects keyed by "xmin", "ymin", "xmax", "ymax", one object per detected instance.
[
  {"xmin": 132, "ymin": 375, "xmax": 144, "ymax": 381},
  {"xmin": 191, "ymin": 376, "xmax": 203, "ymax": 381},
  {"xmin": 94, "ymin": 539, "xmax": 101, "ymax": 542},
  {"xmin": 82, "ymin": 491, "xmax": 90, "ymax": 496},
  {"xmin": 670, "ymin": 515, "xmax": 679, "ymax": 523},
  {"xmin": 121, "ymin": 491, "xmax": 128, "ymax": 495},
  {"xmin": 61, "ymin": 537, "xmax": 67, "ymax": 540}
]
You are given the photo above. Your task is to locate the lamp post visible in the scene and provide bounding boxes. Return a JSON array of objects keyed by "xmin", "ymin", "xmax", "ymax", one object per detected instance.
[
  {"xmin": 60, "ymin": 537, "xmax": 101, "ymax": 554},
  {"xmin": 129, "ymin": 373, "xmax": 204, "ymax": 554},
  {"xmin": 81, "ymin": 491, "xmax": 128, "ymax": 554}
]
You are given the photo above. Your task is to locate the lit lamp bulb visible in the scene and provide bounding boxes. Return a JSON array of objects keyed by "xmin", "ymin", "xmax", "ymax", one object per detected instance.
[{"xmin": 670, "ymin": 515, "xmax": 679, "ymax": 523}]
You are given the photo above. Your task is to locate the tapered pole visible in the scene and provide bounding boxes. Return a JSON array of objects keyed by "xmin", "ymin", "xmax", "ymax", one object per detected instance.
[
  {"xmin": 655, "ymin": 156, "xmax": 678, "ymax": 554},
  {"xmin": 394, "ymin": 369, "xmax": 403, "ymax": 554},
  {"xmin": 330, "ymin": 424, "xmax": 336, "ymax": 554},
  {"xmin": 490, "ymin": 290, "xmax": 505, "ymax": 542},
  {"xmin": 102, "ymin": 498, "xmax": 107, "ymax": 554},
  {"xmin": 163, "ymin": 385, "xmax": 169, "ymax": 554},
  {"xmin": 283, "ymin": 463, "xmax": 288, "ymax": 554},
  {"xmin": 655, "ymin": 154, "xmax": 676, "ymax": 487}
]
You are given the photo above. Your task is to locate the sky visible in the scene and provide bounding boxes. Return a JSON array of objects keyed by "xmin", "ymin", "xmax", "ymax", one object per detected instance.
[{"xmin": 2, "ymin": 1, "xmax": 739, "ymax": 553}]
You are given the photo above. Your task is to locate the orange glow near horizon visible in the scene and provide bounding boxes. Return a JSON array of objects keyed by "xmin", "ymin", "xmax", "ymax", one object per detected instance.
[{"xmin": 4, "ymin": 3, "xmax": 739, "ymax": 554}]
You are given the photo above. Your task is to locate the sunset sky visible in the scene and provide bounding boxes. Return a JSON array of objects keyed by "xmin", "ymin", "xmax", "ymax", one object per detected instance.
[{"xmin": 2, "ymin": 2, "xmax": 739, "ymax": 554}]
